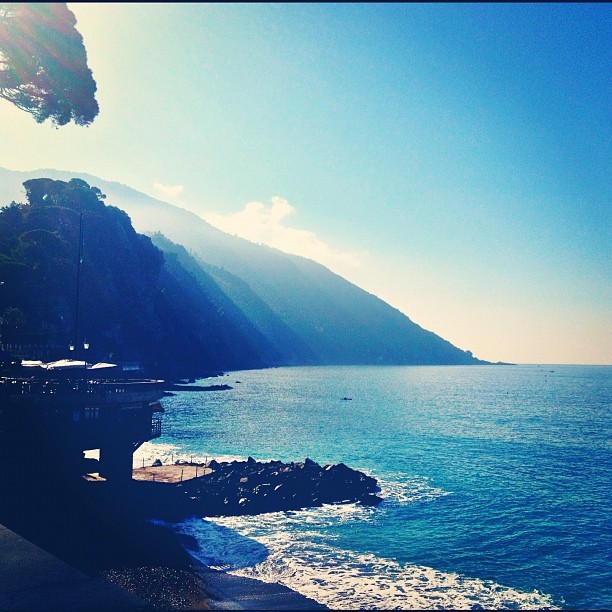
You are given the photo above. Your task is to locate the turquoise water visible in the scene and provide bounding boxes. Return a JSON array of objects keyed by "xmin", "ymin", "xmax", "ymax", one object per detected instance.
[{"xmin": 138, "ymin": 365, "xmax": 611, "ymax": 609}]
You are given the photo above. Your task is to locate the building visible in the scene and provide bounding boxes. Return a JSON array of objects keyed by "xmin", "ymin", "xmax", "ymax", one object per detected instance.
[{"xmin": 0, "ymin": 361, "xmax": 164, "ymax": 483}]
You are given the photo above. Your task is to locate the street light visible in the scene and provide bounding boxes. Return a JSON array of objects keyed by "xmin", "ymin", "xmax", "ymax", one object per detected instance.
[{"xmin": 0, "ymin": 281, "xmax": 4, "ymax": 348}]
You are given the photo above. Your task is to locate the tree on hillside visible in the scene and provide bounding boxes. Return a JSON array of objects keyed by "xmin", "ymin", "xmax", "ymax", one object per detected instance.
[{"xmin": 0, "ymin": 3, "xmax": 98, "ymax": 126}]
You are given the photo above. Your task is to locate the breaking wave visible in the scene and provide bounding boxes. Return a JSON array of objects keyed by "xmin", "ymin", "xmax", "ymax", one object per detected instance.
[{"xmin": 165, "ymin": 473, "xmax": 558, "ymax": 610}]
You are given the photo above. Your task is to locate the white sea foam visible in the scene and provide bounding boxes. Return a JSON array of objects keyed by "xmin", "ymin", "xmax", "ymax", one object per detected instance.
[
  {"xmin": 227, "ymin": 544, "xmax": 560, "ymax": 611},
  {"xmin": 109, "ymin": 444, "xmax": 554, "ymax": 608},
  {"xmin": 375, "ymin": 471, "xmax": 453, "ymax": 505},
  {"xmin": 132, "ymin": 441, "xmax": 247, "ymax": 467},
  {"xmin": 166, "ymin": 475, "xmax": 558, "ymax": 611}
]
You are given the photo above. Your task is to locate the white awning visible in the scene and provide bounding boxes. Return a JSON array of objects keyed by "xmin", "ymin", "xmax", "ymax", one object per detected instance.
[
  {"xmin": 21, "ymin": 360, "xmax": 45, "ymax": 367},
  {"xmin": 89, "ymin": 362, "xmax": 118, "ymax": 370},
  {"xmin": 45, "ymin": 359, "xmax": 87, "ymax": 369}
]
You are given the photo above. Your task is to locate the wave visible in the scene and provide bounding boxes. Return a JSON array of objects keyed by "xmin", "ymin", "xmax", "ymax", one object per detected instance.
[
  {"xmin": 165, "ymin": 475, "xmax": 558, "ymax": 610},
  {"xmin": 375, "ymin": 471, "xmax": 453, "ymax": 505}
]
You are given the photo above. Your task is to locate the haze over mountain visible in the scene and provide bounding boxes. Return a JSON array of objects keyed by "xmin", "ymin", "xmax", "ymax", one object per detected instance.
[{"xmin": 0, "ymin": 167, "xmax": 487, "ymax": 367}]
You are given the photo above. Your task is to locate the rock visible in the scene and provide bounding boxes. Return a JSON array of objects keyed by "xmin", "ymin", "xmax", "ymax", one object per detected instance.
[
  {"xmin": 168, "ymin": 456, "xmax": 382, "ymax": 518},
  {"xmin": 359, "ymin": 494, "xmax": 383, "ymax": 506},
  {"xmin": 332, "ymin": 462, "xmax": 351, "ymax": 473},
  {"xmin": 254, "ymin": 483, "xmax": 271, "ymax": 495},
  {"xmin": 152, "ymin": 459, "xmax": 163, "ymax": 467}
]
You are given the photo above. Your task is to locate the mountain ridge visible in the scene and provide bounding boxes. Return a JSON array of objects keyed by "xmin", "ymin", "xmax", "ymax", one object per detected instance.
[{"xmin": 0, "ymin": 167, "xmax": 489, "ymax": 366}]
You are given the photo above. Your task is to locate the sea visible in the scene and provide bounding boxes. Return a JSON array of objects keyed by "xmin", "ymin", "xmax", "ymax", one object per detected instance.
[{"xmin": 135, "ymin": 364, "xmax": 611, "ymax": 610}]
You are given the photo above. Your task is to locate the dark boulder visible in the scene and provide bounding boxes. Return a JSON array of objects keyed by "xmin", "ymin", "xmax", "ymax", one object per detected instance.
[{"xmin": 177, "ymin": 457, "xmax": 381, "ymax": 517}]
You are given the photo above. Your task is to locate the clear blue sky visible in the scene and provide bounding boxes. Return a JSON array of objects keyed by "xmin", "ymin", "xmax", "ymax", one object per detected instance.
[{"xmin": 1, "ymin": 3, "xmax": 610, "ymax": 364}]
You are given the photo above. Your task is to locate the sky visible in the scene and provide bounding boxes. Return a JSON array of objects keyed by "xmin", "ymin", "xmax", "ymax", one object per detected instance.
[{"xmin": 1, "ymin": 3, "xmax": 610, "ymax": 364}]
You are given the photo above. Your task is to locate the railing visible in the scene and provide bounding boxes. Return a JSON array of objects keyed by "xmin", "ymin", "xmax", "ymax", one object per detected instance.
[
  {"xmin": 151, "ymin": 416, "xmax": 162, "ymax": 439},
  {"xmin": 0, "ymin": 377, "xmax": 164, "ymax": 396},
  {"xmin": 0, "ymin": 343, "xmax": 66, "ymax": 360}
]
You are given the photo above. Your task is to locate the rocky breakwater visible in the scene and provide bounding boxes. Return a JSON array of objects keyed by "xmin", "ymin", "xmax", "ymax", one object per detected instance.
[{"xmin": 174, "ymin": 457, "xmax": 382, "ymax": 517}]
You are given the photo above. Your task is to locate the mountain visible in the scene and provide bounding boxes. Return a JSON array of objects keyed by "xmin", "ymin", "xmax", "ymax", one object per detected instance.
[
  {"xmin": 0, "ymin": 167, "xmax": 488, "ymax": 366},
  {"xmin": 0, "ymin": 177, "xmax": 277, "ymax": 377}
]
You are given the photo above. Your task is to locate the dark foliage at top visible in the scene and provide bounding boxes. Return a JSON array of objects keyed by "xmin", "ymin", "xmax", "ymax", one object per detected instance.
[
  {"xmin": 0, "ymin": 178, "xmax": 271, "ymax": 377},
  {"xmin": 0, "ymin": 3, "xmax": 98, "ymax": 126}
]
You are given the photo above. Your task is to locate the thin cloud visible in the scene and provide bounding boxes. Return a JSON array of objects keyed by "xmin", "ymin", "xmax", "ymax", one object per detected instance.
[
  {"xmin": 153, "ymin": 181, "xmax": 184, "ymax": 198},
  {"xmin": 202, "ymin": 197, "xmax": 365, "ymax": 272}
]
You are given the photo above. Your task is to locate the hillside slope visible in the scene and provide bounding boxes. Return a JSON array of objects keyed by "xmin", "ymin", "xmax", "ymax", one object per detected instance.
[{"xmin": 0, "ymin": 168, "xmax": 487, "ymax": 365}]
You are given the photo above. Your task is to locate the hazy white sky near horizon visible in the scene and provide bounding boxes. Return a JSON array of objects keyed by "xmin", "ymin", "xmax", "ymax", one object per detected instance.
[{"xmin": 1, "ymin": 3, "xmax": 610, "ymax": 364}]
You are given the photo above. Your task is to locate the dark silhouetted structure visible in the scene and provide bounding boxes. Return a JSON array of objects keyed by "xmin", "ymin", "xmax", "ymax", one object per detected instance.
[{"xmin": 0, "ymin": 369, "xmax": 164, "ymax": 483}]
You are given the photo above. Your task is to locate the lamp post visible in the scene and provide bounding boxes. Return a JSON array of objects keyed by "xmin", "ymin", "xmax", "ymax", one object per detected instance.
[
  {"xmin": 0, "ymin": 281, "xmax": 4, "ymax": 349},
  {"xmin": 83, "ymin": 340, "xmax": 89, "ymax": 370},
  {"xmin": 73, "ymin": 213, "xmax": 84, "ymax": 361}
]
